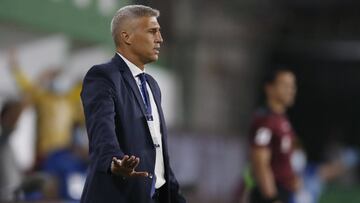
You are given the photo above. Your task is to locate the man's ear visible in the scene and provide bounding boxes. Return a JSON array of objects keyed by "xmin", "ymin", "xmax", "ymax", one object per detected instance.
[{"xmin": 121, "ymin": 31, "xmax": 132, "ymax": 45}]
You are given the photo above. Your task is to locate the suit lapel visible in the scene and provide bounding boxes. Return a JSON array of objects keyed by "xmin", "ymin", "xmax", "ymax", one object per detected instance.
[
  {"xmin": 146, "ymin": 75, "xmax": 169, "ymax": 148},
  {"xmin": 112, "ymin": 54, "xmax": 147, "ymax": 118},
  {"xmin": 123, "ymin": 72, "xmax": 148, "ymax": 117},
  {"xmin": 146, "ymin": 74, "xmax": 163, "ymax": 120},
  {"xmin": 146, "ymin": 75, "xmax": 163, "ymax": 125},
  {"xmin": 147, "ymin": 75, "xmax": 171, "ymax": 179}
]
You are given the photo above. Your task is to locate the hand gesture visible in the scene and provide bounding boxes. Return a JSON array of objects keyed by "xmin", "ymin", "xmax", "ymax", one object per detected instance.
[{"xmin": 111, "ymin": 155, "xmax": 149, "ymax": 178}]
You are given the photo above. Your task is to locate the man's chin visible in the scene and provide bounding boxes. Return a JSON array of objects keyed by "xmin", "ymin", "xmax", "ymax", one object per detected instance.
[
  {"xmin": 148, "ymin": 55, "xmax": 159, "ymax": 62},
  {"xmin": 143, "ymin": 55, "xmax": 159, "ymax": 65}
]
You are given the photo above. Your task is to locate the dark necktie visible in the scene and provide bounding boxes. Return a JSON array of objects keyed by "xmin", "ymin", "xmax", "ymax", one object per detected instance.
[
  {"xmin": 138, "ymin": 73, "xmax": 157, "ymax": 197},
  {"xmin": 137, "ymin": 73, "xmax": 153, "ymax": 121}
]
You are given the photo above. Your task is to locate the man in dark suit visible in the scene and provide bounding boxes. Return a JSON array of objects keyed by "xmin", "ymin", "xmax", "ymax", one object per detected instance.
[{"xmin": 80, "ymin": 5, "xmax": 186, "ymax": 203}]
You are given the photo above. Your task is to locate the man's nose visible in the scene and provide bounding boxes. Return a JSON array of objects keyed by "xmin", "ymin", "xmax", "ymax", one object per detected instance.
[{"xmin": 156, "ymin": 32, "xmax": 163, "ymax": 43}]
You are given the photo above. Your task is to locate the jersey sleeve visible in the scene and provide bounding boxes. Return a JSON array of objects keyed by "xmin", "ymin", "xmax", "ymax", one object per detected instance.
[{"xmin": 249, "ymin": 117, "xmax": 273, "ymax": 148}]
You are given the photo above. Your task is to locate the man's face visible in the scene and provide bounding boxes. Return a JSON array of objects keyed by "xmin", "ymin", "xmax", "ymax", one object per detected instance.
[
  {"xmin": 268, "ymin": 72, "xmax": 297, "ymax": 107},
  {"xmin": 128, "ymin": 16, "xmax": 163, "ymax": 64}
]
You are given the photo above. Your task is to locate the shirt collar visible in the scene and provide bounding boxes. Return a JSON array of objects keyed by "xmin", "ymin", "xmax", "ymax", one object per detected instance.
[{"xmin": 117, "ymin": 52, "xmax": 145, "ymax": 77}]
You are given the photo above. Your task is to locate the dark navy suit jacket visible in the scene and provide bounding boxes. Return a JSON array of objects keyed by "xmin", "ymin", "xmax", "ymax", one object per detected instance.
[{"xmin": 80, "ymin": 54, "xmax": 186, "ymax": 203}]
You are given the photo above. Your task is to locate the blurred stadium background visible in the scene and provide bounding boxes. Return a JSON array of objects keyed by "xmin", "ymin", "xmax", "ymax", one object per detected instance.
[{"xmin": 0, "ymin": 0, "xmax": 360, "ymax": 202}]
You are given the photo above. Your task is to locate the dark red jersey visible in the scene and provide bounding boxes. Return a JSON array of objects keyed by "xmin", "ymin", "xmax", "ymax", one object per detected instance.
[{"xmin": 249, "ymin": 107, "xmax": 296, "ymax": 191}]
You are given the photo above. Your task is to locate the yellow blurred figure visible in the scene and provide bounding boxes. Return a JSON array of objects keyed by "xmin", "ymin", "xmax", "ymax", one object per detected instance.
[{"xmin": 8, "ymin": 51, "xmax": 84, "ymax": 163}]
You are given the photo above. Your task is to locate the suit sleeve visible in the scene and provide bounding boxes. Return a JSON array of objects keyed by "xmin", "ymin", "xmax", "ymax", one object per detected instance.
[
  {"xmin": 81, "ymin": 66, "xmax": 124, "ymax": 173},
  {"xmin": 168, "ymin": 166, "xmax": 186, "ymax": 203}
]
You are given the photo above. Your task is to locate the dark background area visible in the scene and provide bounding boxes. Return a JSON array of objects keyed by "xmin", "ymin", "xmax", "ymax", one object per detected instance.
[{"xmin": 268, "ymin": 1, "xmax": 360, "ymax": 162}]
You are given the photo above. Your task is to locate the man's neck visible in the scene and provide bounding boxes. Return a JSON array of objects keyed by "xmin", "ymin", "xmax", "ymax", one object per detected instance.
[
  {"xmin": 267, "ymin": 99, "xmax": 286, "ymax": 114},
  {"xmin": 117, "ymin": 49, "xmax": 145, "ymax": 70}
]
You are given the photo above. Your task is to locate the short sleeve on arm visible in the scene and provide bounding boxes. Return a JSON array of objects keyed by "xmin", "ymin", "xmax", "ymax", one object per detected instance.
[{"xmin": 252, "ymin": 127, "xmax": 272, "ymax": 147}]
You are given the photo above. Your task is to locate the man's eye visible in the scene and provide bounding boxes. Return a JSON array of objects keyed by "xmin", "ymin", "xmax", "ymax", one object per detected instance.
[{"xmin": 149, "ymin": 30, "xmax": 157, "ymax": 34}]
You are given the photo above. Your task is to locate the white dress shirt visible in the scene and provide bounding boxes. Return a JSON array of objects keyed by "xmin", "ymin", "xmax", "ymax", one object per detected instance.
[{"xmin": 117, "ymin": 53, "xmax": 166, "ymax": 189}]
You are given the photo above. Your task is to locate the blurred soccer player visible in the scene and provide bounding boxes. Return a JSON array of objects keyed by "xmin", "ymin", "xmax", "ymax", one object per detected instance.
[{"xmin": 249, "ymin": 69, "xmax": 301, "ymax": 203}]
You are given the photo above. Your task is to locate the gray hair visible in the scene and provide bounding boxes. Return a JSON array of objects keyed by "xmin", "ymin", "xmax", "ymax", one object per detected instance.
[{"xmin": 111, "ymin": 5, "xmax": 160, "ymax": 46}]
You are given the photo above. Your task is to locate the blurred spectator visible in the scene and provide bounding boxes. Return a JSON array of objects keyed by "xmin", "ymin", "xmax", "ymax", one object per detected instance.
[
  {"xmin": 7, "ymin": 49, "xmax": 84, "ymax": 166},
  {"xmin": 0, "ymin": 99, "xmax": 28, "ymax": 201},
  {"xmin": 293, "ymin": 145, "xmax": 359, "ymax": 203},
  {"xmin": 41, "ymin": 123, "xmax": 89, "ymax": 201}
]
